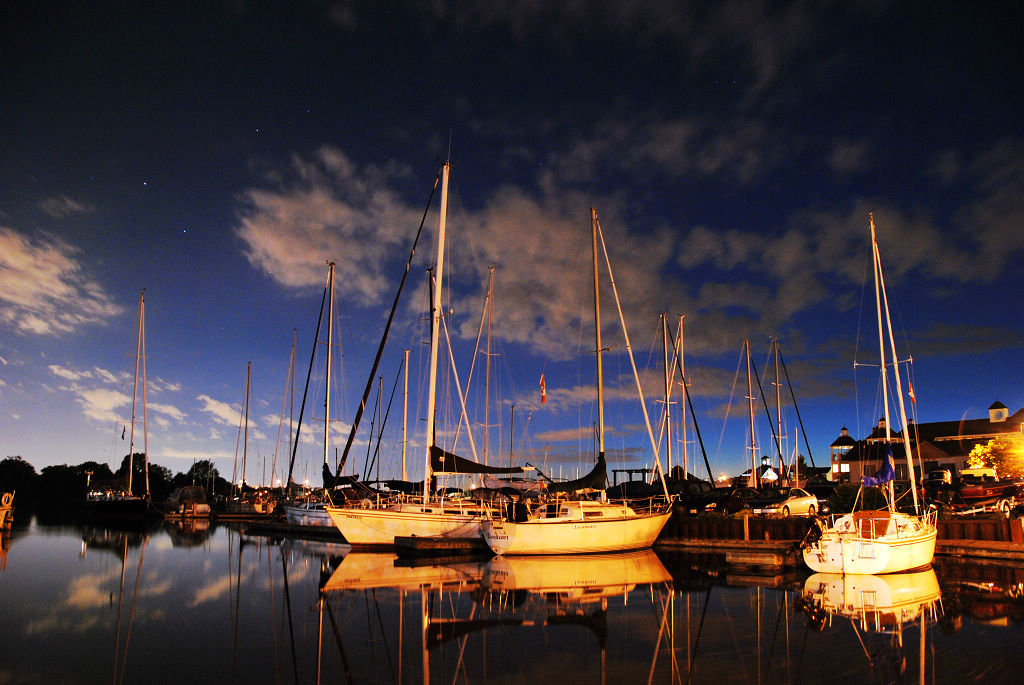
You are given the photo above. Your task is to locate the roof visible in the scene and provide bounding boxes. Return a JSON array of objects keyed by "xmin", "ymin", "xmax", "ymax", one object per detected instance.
[
  {"xmin": 831, "ymin": 434, "xmax": 856, "ymax": 447},
  {"xmin": 990, "ymin": 401, "xmax": 1008, "ymax": 410}
]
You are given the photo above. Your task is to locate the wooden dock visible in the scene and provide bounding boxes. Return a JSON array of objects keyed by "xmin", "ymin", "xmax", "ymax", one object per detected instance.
[
  {"xmin": 655, "ymin": 538, "xmax": 801, "ymax": 569},
  {"xmin": 394, "ymin": 535, "xmax": 491, "ymax": 557}
]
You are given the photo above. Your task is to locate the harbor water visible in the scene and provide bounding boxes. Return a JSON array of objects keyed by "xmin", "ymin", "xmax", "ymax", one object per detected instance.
[{"xmin": 2, "ymin": 518, "xmax": 1023, "ymax": 683}]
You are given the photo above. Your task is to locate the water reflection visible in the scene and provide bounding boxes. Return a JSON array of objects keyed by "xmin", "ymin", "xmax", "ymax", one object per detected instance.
[
  {"xmin": 2, "ymin": 521, "xmax": 1024, "ymax": 683},
  {"xmin": 321, "ymin": 550, "xmax": 673, "ymax": 684},
  {"xmin": 797, "ymin": 571, "xmax": 941, "ymax": 683}
]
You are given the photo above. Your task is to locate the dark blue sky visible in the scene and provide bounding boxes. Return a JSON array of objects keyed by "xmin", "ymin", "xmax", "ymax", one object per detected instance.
[{"xmin": 2, "ymin": 1, "xmax": 1022, "ymax": 483}]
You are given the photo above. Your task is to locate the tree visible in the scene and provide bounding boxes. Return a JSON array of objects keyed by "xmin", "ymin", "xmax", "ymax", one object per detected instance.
[
  {"xmin": 967, "ymin": 436, "xmax": 1024, "ymax": 479},
  {"xmin": 0, "ymin": 456, "xmax": 39, "ymax": 500}
]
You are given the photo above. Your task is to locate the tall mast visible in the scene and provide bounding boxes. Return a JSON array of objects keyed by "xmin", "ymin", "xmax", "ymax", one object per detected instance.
[
  {"xmin": 870, "ymin": 213, "xmax": 920, "ymax": 513},
  {"xmin": 677, "ymin": 315, "xmax": 688, "ymax": 480},
  {"xmin": 243, "ymin": 361, "xmax": 251, "ymax": 488},
  {"xmin": 140, "ymin": 291, "xmax": 149, "ymax": 498},
  {"xmin": 424, "ymin": 163, "xmax": 449, "ymax": 501},
  {"xmin": 745, "ymin": 339, "xmax": 758, "ymax": 488},
  {"xmin": 483, "ymin": 265, "xmax": 495, "ymax": 466},
  {"xmin": 661, "ymin": 313, "xmax": 673, "ymax": 475},
  {"xmin": 774, "ymin": 338, "xmax": 783, "ymax": 483},
  {"xmin": 591, "ymin": 207, "xmax": 605, "ymax": 458},
  {"xmin": 402, "ymin": 348, "xmax": 409, "ymax": 481},
  {"xmin": 324, "ymin": 262, "xmax": 335, "ymax": 470},
  {"xmin": 127, "ymin": 291, "xmax": 144, "ymax": 495}
]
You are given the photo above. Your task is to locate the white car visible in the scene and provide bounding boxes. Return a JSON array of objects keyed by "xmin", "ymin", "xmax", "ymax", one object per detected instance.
[{"xmin": 756, "ymin": 487, "xmax": 819, "ymax": 517}]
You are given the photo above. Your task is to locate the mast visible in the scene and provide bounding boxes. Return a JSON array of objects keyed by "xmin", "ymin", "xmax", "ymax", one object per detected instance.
[
  {"xmin": 127, "ymin": 291, "xmax": 144, "ymax": 495},
  {"xmin": 483, "ymin": 266, "xmax": 495, "ymax": 466},
  {"xmin": 661, "ymin": 313, "xmax": 673, "ymax": 475},
  {"xmin": 324, "ymin": 262, "xmax": 335, "ymax": 471},
  {"xmin": 243, "ymin": 361, "xmax": 251, "ymax": 489},
  {"xmin": 677, "ymin": 315, "xmax": 688, "ymax": 480},
  {"xmin": 870, "ymin": 213, "xmax": 920, "ymax": 513},
  {"xmin": 272, "ymin": 328, "xmax": 297, "ymax": 488},
  {"xmin": 745, "ymin": 339, "xmax": 758, "ymax": 488},
  {"xmin": 424, "ymin": 163, "xmax": 449, "ymax": 502},
  {"xmin": 140, "ymin": 291, "xmax": 149, "ymax": 497},
  {"xmin": 591, "ymin": 207, "xmax": 605, "ymax": 459},
  {"xmin": 402, "ymin": 348, "xmax": 409, "ymax": 481},
  {"xmin": 774, "ymin": 339, "xmax": 784, "ymax": 483}
]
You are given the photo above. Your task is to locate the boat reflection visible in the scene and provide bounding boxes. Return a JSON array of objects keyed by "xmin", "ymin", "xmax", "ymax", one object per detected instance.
[
  {"xmin": 800, "ymin": 569, "xmax": 942, "ymax": 632},
  {"xmin": 319, "ymin": 550, "xmax": 673, "ymax": 684},
  {"xmin": 798, "ymin": 569, "xmax": 941, "ymax": 683},
  {"xmin": 322, "ymin": 551, "xmax": 490, "ymax": 592}
]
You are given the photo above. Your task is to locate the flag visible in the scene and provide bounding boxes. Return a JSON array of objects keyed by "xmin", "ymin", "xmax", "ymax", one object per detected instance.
[
  {"xmin": 121, "ymin": 426, "xmax": 126, "ymax": 440},
  {"xmin": 908, "ymin": 382, "xmax": 916, "ymax": 404},
  {"xmin": 862, "ymin": 446, "xmax": 896, "ymax": 487},
  {"xmin": 539, "ymin": 373, "xmax": 546, "ymax": 405}
]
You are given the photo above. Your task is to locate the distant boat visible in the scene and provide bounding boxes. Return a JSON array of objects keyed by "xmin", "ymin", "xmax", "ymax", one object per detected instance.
[
  {"xmin": 85, "ymin": 291, "xmax": 160, "ymax": 522},
  {"xmin": 481, "ymin": 208, "xmax": 673, "ymax": 555},
  {"xmin": 164, "ymin": 485, "xmax": 211, "ymax": 519},
  {"xmin": 801, "ymin": 215, "xmax": 936, "ymax": 574},
  {"xmin": 0, "ymin": 491, "xmax": 13, "ymax": 530}
]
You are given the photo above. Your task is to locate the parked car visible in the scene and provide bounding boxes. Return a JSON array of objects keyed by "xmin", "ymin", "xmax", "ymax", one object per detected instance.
[
  {"xmin": 699, "ymin": 486, "xmax": 763, "ymax": 515},
  {"xmin": 752, "ymin": 487, "xmax": 819, "ymax": 517},
  {"xmin": 670, "ymin": 478, "xmax": 715, "ymax": 514}
]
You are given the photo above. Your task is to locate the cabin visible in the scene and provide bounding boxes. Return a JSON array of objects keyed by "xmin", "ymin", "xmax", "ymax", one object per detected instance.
[{"xmin": 829, "ymin": 401, "xmax": 1024, "ymax": 484}]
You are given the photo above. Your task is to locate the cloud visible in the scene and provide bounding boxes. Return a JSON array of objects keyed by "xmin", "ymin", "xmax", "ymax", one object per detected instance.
[
  {"xmin": 829, "ymin": 138, "xmax": 872, "ymax": 177},
  {"xmin": 0, "ymin": 227, "xmax": 123, "ymax": 335},
  {"xmin": 149, "ymin": 402, "xmax": 185, "ymax": 422},
  {"xmin": 76, "ymin": 387, "xmax": 131, "ymax": 423},
  {"xmin": 38, "ymin": 195, "xmax": 95, "ymax": 218},
  {"xmin": 235, "ymin": 147, "xmax": 421, "ymax": 299},
  {"xmin": 196, "ymin": 394, "xmax": 241, "ymax": 427},
  {"xmin": 48, "ymin": 364, "xmax": 91, "ymax": 381}
]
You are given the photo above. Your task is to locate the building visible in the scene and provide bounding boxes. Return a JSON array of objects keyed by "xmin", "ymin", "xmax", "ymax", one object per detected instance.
[{"xmin": 829, "ymin": 402, "xmax": 1024, "ymax": 484}]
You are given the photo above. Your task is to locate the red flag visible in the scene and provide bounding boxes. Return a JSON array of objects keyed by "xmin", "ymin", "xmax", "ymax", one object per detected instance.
[
  {"xmin": 540, "ymin": 374, "xmax": 546, "ymax": 404},
  {"xmin": 908, "ymin": 382, "xmax": 916, "ymax": 404}
]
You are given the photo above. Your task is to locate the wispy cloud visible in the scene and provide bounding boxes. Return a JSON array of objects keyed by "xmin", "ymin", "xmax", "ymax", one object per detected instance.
[
  {"xmin": 38, "ymin": 194, "xmax": 95, "ymax": 219},
  {"xmin": 0, "ymin": 227, "xmax": 123, "ymax": 335},
  {"xmin": 235, "ymin": 147, "xmax": 421, "ymax": 299},
  {"xmin": 196, "ymin": 394, "xmax": 241, "ymax": 427}
]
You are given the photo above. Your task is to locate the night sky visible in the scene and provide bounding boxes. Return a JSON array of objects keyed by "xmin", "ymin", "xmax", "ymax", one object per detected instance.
[{"xmin": 2, "ymin": 1, "xmax": 1022, "ymax": 485}]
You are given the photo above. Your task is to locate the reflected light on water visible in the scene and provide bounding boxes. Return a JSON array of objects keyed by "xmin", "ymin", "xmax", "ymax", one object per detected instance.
[{"xmin": 1, "ymin": 520, "xmax": 1023, "ymax": 683}]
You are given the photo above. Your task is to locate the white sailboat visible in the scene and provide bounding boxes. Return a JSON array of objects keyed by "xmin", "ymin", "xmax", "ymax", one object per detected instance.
[
  {"xmin": 802, "ymin": 214, "xmax": 937, "ymax": 574},
  {"xmin": 325, "ymin": 162, "xmax": 510, "ymax": 546},
  {"xmin": 85, "ymin": 290, "xmax": 156, "ymax": 521},
  {"xmin": 480, "ymin": 208, "xmax": 673, "ymax": 555}
]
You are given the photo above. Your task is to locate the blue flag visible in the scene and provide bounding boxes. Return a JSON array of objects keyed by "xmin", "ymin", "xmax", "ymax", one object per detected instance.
[{"xmin": 862, "ymin": 446, "xmax": 896, "ymax": 487}]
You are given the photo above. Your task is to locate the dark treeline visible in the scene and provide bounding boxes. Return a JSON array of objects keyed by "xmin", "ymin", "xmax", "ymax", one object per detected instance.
[{"xmin": 0, "ymin": 454, "xmax": 231, "ymax": 518}]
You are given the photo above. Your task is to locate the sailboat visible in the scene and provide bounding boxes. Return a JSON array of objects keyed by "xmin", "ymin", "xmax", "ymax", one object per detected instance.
[
  {"xmin": 325, "ymin": 162, "xmax": 521, "ymax": 547},
  {"xmin": 480, "ymin": 208, "xmax": 674, "ymax": 555},
  {"xmin": 85, "ymin": 291, "xmax": 158, "ymax": 521},
  {"xmin": 801, "ymin": 214, "xmax": 937, "ymax": 574},
  {"xmin": 283, "ymin": 265, "xmax": 352, "ymax": 526}
]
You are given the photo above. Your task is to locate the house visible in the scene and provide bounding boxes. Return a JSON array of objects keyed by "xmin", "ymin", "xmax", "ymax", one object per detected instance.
[{"xmin": 829, "ymin": 402, "xmax": 1024, "ymax": 484}]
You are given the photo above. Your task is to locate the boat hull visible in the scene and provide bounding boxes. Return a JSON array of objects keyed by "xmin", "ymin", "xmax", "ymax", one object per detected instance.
[
  {"xmin": 481, "ymin": 509, "xmax": 672, "ymax": 555},
  {"xmin": 325, "ymin": 502, "xmax": 490, "ymax": 546},
  {"xmin": 283, "ymin": 502, "xmax": 334, "ymax": 527},
  {"xmin": 802, "ymin": 511, "xmax": 937, "ymax": 574}
]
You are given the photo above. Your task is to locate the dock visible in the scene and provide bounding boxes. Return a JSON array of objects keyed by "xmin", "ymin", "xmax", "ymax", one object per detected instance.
[
  {"xmin": 394, "ymin": 535, "xmax": 491, "ymax": 557},
  {"xmin": 655, "ymin": 538, "xmax": 800, "ymax": 569}
]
